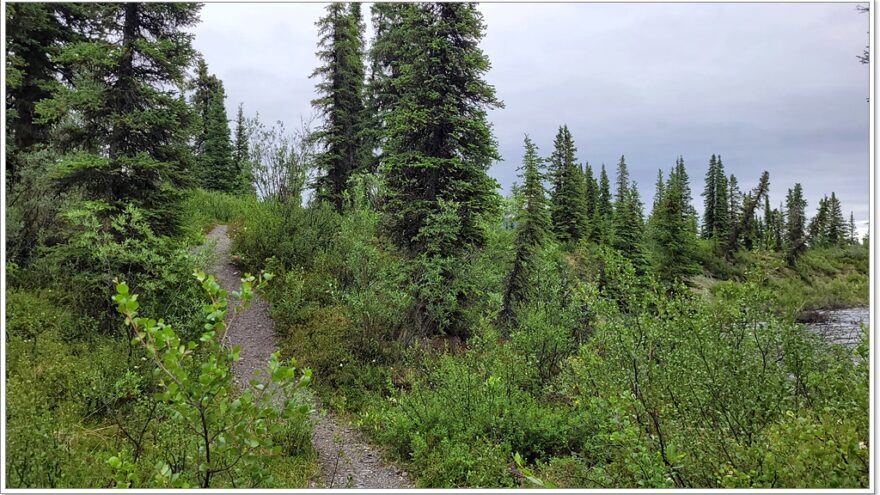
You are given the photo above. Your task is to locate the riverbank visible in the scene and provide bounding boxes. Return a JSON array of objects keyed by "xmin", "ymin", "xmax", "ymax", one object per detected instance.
[{"xmin": 694, "ymin": 244, "xmax": 869, "ymax": 312}]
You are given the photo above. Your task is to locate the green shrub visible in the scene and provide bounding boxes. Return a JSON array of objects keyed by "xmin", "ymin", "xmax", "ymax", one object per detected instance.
[
  {"xmin": 509, "ymin": 305, "xmax": 573, "ymax": 387},
  {"xmin": 5, "ymin": 289, "xmax": 73, "ymax": 344},
  {"xmin": 179, "ymin": 188, "xmax": 257, "ymax": 242},
  {"xmin": 112, "ymin": 271, "xmax": 314, "ymax": 487},
  {"xmin": 27, "ymin": 202, "xmax": 206, "ymax": 337},
  {"xmin": 362, "ymin": 333, "xmax": 591, "ymax": 487},
  {"xmin": 231, "ymin": 201, "xmax": 341, "ymax": 273},
  {"xmin": 5, "ymin": 302, "xmax": 131, "ymax": 488},
  {"xmin": 551, "ymin": 275, "xmax": 869, "ymax": 488}
]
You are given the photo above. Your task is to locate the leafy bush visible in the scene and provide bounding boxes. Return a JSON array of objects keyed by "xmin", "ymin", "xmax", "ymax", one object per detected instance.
[
  {"xmin": 112, "ymin": 270, "xmax": 314, "ymax": 487},
  {"xmin": 5, "ymin": 295, "xmax": 131, "ymax": 488},
  {"xmin": 179, "ymin": 188, "xmax": 257, "ymax": 242},
  {"xmin": 5, "ymin": 148, "xmax": 69, "ymax": 264},
  {"xmin": 231, "ymin": 201, "xmax": 341, "ymax": 273},
  {"xmin": 25, "ymin": 201, "xmax": 207, "ymax": 337},
  {"xmin": 551, "ymin": 274, "xmax": 869, "ymax": 488},
  {"xmin": 362, "ymin": 332, "xmax": 590, "ymax": 487},
  {"xmin": 5, "ymin": 288, "xmax": 73, "ymax": 345},
  {"xmin": 255, "ymin": 206, "xmax": 409, "ymax": 410}
]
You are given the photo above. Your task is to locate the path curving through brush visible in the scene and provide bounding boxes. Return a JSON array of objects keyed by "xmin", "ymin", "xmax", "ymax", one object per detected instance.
[{"xmin": 202, "ymin": 224, "xmax": 412, "ymax": 489}]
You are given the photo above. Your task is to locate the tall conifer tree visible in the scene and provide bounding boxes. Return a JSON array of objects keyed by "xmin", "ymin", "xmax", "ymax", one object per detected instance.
[
  {"xmin": 808, "ymin": 196, "xmax": 829, "ymax": 246},
  {"xmin": 232, "ymin": 103, "xmax": 253, "ymax": 193},
  {"xmin": 727, "ymin": 171, "xmax": 769, "ymax": 254},
  {"xmin": 826, "ymin": 192, "xmax": 846, "ymax": 246},
  {"xmin": 596, "ymin": 164, "xmax": 613, "ymax": 244},
  {"xmin": 501, "ymin": 136, "xmax": 550, "ymax": 323},
  {"xmin": 382, "ymin": 3, "xmax": 501, "ymax": 253},
  {"xmin": 712, "ymin": 156, "xmax": 730, "ymax": 242},
  {"xmin": 651, "ymin": 163, "xmax": 699, "ymax": 284},
  {"xmin": 849, "ymin": 212, "xmax": 857, "ymax": 243},
  {"xmin": 365, "ymin": 3, "xmax": 414, "ymax": 172},
  {"xmin": 5, "ymin": 3, "xmax": 88, "ymax": 183},
  {"xmin": 612, "ymin": 156, "xmax": 645, "ymax": 266},
  {"xmin": 584, "ymin": 162, "xmax": 599, "ymax": 242},
  {"xmin": 701, "ymin": 154, "xmax": 717, "ymax": 238},
  {"xmin": 381, "ymin": 3, "xmax": 502, "ymax": 336},
  {"xmin": 652, "ymin": 169, "xmax": 666, "ymax": 211},
  {"xmin": 762, "ymin": 194, "xmax": 773, "ymax": 250},
  {"xmin": 38, "ymin": 3, "xmax": 201, "ymax": 234},
  {"xmin": 191, "ymin": 61, "xmax": 235, "ymax": 192},
  {"xmin": 311, "ymin": 2, "xmax": 368, "ymax": 211},
  {"xmin": 548, "ymin": 125, "xmax": 587, "ymax": 243},
  {"xmin": 785, "ymin": 183, "xmax": 807, "ymax": 264}
]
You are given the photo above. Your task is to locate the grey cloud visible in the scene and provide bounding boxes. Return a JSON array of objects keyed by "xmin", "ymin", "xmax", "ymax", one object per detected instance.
[{"xmin": 191, "ymin": 2, "xmax": 869, "ymax": 228}]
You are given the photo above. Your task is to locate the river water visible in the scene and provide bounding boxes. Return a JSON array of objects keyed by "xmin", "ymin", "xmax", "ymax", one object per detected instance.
[{"xmin": 802, "ymin": 307, "xmax": 870, "ymax": 348}]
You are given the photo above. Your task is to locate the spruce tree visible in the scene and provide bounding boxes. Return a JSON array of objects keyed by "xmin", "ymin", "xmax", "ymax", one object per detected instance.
[
  {"xmin": 724, "ymin": 173, "xmax": 742, "ymax": 254},
  {"xmin": 825, "ymin": 192, "xmax": 846, "ymax": 246},
  {"xmin": 849, "ymin": 211, "xmax": 857, "ymax": 244},
  {"xmin": 612, "ymin": 156, "xmax": 645, "ymax": 266},
  {"xmin": 584, "ymin": 162, "xmax": 599, "ymax": 242},
  {"xmin": 37, "ymin": 3, "xmax": 201, "ymax": 234},
  {"xmin": 190, "ymin": 63, "xmax": 235, "ymax": 192},
  {"xmin": 672, "ymin": 156, "xmax": 698, "ymax": 236},
  {"xmin": 548, "ymin": 125, "xmax": 587, "ymax": 244},
  {"xmin": 701, "ymin": 154, "xmax": 717, "ymax": 238},
  {"xmin": 232, "ymin": 103, "xmax": 253, "ymax": 193},
  {"xmin": 728, "ymin": 173, "xmax": 741, "ymax": 226},
  {"xmin": 191, "ymin": 59, "xmax": 214, "ymax": 158},
  {"xmin": 652, "ymin": 169, "xmax": 665, "ymax": 211},
  {"xmin": 808, "ymin": 196, "xmax": 829, "ymax": 246},
  {"xmin": 383, "ymin": 3, "xmax": 501, "ymax": 254},
  {"xmin": 673, "ymin": 156, "xmax": 695, "ymax": 217},
  {"xmin": 5, "ymin": 3, "xmax": 88, "ymax": 183},
  {"xmin": 762, "ymin": 194, "xmax": 773, "ymax": 249},
  {"xmin": 713, "ymin": 156, "xmax": 730, "ymax": 242},
  {"xmin": 614, "ymin": 155, "xmax": 630, "ymax": 215},
  {"xmin": 596, "ymin": 164, "xmax": 613, "ymax": 244},
  {"xmin": 381, "ymin": 3, "xmax": 502, "ymax": 336},
  {"xmin": 646, "ymin": 169, "xmax": 665, "ymax": 251},
  {"xmin": 785, "ymin": 183, "xmax": 807, "ymax": 264},
  {"xmin": 365, "ymin": 3, "xmax": 414, "ymax": 172},
  {"xmin": 651, "ymin": 164, "xmax": 699, "ymax": 284},
  {"xmin": 772, "ymin": 203, "xmax": 785, "ymax": 252},
  {"xmin": 312, "ymin": 2, "xmax": 369, "ymax": 212},
  {"xmin": 626, "ymin": 182, "xmax": 647, "ymax": 270},
  {"xmin": 233, "ymin": 104, "xmax": 248, "ymax": 166},
  {"xmin": 727, "ymin": 171, "xmax": 769, "ymax": 254},
  {"xmin": 501, "ymin": 136, "xmax": 550, "ymax": 323}
]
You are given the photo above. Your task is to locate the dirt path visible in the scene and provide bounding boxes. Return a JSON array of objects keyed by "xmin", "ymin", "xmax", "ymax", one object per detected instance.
[{"xmin": 203, "ymin": 225, "xmax": 413, "ymax": 489}]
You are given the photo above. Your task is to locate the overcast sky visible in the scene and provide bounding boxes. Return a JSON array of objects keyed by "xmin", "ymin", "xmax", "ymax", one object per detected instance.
[{"xmin": 192, "ymin": 2, "xmax": 871, "ymax": 233}]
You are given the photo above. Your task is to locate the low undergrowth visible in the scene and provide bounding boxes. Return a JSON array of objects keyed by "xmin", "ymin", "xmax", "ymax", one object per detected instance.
[{"xmin": 230, "ymin": 201, "xmax": 869, "ymax": 489}]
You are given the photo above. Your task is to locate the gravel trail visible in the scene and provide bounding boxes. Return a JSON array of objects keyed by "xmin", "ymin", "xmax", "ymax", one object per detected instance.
[{"xmin": 203, "ymin": 224, "xmax": 413, "ymax": 489}]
